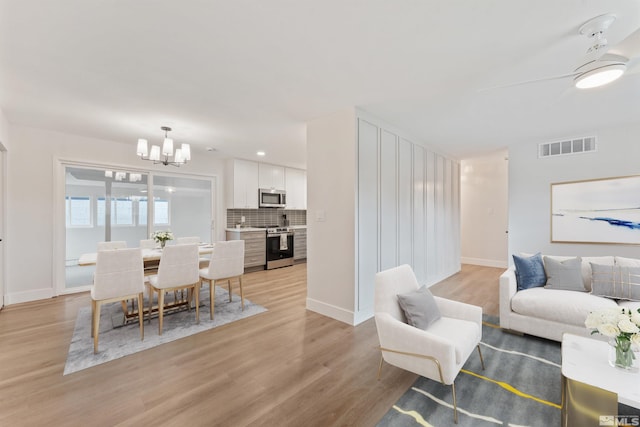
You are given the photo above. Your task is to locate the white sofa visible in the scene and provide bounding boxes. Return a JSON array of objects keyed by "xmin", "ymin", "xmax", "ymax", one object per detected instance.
[{"xmin": 499, "ymin": 255, "xmax": 640, "ymax": 342}]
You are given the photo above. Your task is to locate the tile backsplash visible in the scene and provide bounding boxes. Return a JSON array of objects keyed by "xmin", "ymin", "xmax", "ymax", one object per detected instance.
[{"xmin": 227, "ymin": 209, "xmax": 306, "ymax": 228}]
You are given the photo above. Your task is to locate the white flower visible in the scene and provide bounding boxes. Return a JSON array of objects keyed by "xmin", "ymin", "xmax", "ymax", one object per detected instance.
[
  {"xmin": 632, "ymin": 334, "xmax": 640, "ymax": 347},
  {"xmin": 597, "ymin": 323, "xmax": 620, "ymax": 337},
  {"xmin": 585, "ymin": 312, "xmax": 601, "ymax": 329},
  {"xmin": 600, "ymin": 308, "xmax": 622, "ymax": 325},
  {"xmin": 151, "ymin": 230, "xmax": 174, "ymax": 242},
  {"xmin": 632, "ymin": 310, "xmax": 640, "ymax": 327},
  {"xmin": 619, "ymin": 318, "xmax": 640, "ymax": 334}
]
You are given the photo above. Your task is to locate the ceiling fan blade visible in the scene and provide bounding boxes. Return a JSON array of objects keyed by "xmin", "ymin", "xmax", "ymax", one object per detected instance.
[
  {"xmin": 478, "ymin": 71, "xmax": 578, "ymax": 92},
  {"xmin": 607, "ymin": 26, "xmax": 640, "ymax": 60}
]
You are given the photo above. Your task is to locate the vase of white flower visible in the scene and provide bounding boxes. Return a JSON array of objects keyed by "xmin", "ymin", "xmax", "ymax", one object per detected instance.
[
  {"xmin": 151, "ymin": 230, "xmax": 174, "ymax": 249},
  {"xmin": 585, "ymin": 307, "xmax": 640, "ymax": 372},
  {"xmin": 609, "ymin": 337, "xmax": 635, "ymax": 370}
]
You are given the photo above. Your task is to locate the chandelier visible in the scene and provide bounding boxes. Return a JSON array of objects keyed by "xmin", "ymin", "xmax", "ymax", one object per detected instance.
[{"xmin": 136, "ymin": 126, "xmax": 191, "ymax": 167}]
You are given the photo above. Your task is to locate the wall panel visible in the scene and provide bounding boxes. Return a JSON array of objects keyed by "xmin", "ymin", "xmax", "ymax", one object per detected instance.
[
  {"xmin": 357, "ymin": 119, "xmax": 379, "ymax": 313},
  {"xmin": 379, "ymin": 130, "xmax": 398, "ymax": 271},
  {"xmin": 398, "ymin": 138, "xmax": 413, "ymax": 267}
]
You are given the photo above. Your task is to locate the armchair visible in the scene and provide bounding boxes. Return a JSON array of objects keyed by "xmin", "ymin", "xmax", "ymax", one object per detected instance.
[{"xmin": 374, "ymin": 264, "xmax": 485, "ymax": 423}]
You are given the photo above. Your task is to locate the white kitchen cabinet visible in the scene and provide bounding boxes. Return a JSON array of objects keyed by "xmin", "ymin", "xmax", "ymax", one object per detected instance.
[
  {"xmin": 226, "ymin": 159, "xmax": 259, "ymax": 209},
  {"xmin": 259, "ymin": 163, "xmax": 285, "ymax": 191},
  {"xmin": 285, "ymin": 167, "xmax": 306, "ymax": 209}
]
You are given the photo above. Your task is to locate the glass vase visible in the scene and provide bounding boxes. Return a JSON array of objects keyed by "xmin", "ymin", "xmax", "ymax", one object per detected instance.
[
  {"xmin": 609, "ymin": 337, "xmax": 638, "ymax": 372},
  {"xmin": 160, "ymin": 240, "xmax": 166, "ymax": 249}
]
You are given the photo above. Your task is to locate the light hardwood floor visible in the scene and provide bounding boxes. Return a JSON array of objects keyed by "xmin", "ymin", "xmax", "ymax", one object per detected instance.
[{"xmin": 0, "ymin": 263, "xmax": 504, "ymax": 427}]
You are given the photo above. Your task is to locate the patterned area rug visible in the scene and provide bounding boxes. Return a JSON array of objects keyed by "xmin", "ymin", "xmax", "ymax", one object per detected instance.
[
  {"xmin": 377, "ymin": 316, "xmax": 562, "ymax": 427},
  {"xmin": 64, "ymin": 285, "xmax": 267, "ymax": 375}
]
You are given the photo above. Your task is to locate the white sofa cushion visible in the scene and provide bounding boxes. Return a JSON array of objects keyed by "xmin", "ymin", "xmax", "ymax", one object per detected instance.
[{"xmin": 511, "ymin": 287, "xmax": 618, "ymax": 327}]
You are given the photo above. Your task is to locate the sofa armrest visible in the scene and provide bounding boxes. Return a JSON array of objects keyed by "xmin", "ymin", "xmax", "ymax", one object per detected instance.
[
  {"xmin": 433, "ymin": 296, "xmax": 482, "ymax": 328},
  {"xmin": 499, "ymin": 267, "xmax": 517, "ymax": 329}
]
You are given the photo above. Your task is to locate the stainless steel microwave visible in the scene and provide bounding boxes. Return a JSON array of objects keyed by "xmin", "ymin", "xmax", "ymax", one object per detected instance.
[{"xmin": 259, "ymin": 188, "xmax": 286, "ymax": 208}]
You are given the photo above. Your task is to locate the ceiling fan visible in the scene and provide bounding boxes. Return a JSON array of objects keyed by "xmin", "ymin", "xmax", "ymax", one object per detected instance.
[{"xmin": 487, "ymin": 13, "xmax": 640, "ymax": 90}]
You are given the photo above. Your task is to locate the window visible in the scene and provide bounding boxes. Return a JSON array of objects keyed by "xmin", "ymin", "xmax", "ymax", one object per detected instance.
[
  {"xmin": 97, "ymin": 198, "xmax": 134, "ymax": 226},
  {"xmin": 65, "ymin": 196, "xmax": 91, "ymax": 226},
  {"xmin": 154, "ymin": 199, "xmax": 169, "ymax": 225},
  {"xmin": 138, "ymin": 199, "xmax": 169, "ymax": 225}
]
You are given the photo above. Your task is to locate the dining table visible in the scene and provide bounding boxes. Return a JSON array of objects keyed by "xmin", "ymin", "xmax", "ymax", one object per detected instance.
[{"xmin": 78, "ymin": 243, "xmax": 216, "ymax": 324}]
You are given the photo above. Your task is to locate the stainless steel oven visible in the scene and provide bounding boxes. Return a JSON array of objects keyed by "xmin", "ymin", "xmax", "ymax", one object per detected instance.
[{"xmin": 265, "ymin": 227, "xmax": 294, "ymax": 269}]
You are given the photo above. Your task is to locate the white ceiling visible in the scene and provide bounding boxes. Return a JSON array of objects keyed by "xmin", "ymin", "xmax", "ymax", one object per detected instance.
[{"xmin": 2, "ymin": 1, "xmax": 640, "ymax": 169}]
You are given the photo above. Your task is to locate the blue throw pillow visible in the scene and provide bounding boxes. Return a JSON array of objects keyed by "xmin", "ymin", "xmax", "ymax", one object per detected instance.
[{"xmin": 513, "ymin": 253, "xmax": 547, "ymax": 291}]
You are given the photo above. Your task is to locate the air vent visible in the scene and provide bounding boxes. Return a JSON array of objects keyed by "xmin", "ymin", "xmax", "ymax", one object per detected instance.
[{"xmin": 539, "ymin": 136, "xmax": 596, "ymax": 158}]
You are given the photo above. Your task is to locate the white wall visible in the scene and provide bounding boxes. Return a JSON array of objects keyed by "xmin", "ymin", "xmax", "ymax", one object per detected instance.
[
  {"xmin": 460, "ymin": 151, "xmax": 509, "ymax": 268},
  {"xmin": 306, "ymin": 108, "xmax": 461, "ymax": 325},
  {"xmin": 306, "ymin": 108, "xmax": 357, "ymax": 323},
  {"xmin": 508, "ymin": 124, "xmax": 640, "ymax": 261},
  {"xmin": 5, "ymin": 124, "xmax": 226, "ymax": 304}
]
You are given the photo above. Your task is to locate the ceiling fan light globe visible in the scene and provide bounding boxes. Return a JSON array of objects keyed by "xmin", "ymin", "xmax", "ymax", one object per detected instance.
[{"xmin": 574, "ymin": 63, "xmax": 626, "ymax": 89}]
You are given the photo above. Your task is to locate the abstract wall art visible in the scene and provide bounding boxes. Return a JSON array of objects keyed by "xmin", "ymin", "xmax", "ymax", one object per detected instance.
[{"xmin": 551, "ymin": 175, "xmax": 640, "ymax": 244}]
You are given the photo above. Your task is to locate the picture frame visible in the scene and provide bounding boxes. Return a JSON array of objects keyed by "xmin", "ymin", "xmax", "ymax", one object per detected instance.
[{"xmin": 551, "ymin": 175, "xmax": 640, "ymax": 244}]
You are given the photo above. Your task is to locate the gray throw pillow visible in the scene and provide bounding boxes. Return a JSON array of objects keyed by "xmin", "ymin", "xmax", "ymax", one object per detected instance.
[
  {"xmin": 544, "ymin": 256, "xmax": 585, "ymax": 291},
  {"xmin": 397, "ymin": 285, "xmax": 442, "ymax": 330},
  {"xmin": 591, "ymin": 263, "xmax": 640, "ymax": 301}
]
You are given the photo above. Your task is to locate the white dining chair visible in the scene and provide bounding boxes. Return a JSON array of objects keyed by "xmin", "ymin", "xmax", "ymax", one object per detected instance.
[
  {"xmin": 176, "ymin": 236, "xmax": 200, "ymax": 245},
  {"xmin": 200, "ymin": 240, "xmax": 245, "ymax": 320},
  {"xmin": 177, "ymin": 236, "xmax": 210, "ymax": 268},
  {"xmin": 147, "ymin": 244, "xmax": 200, "ymax": 335},
  {"xmin": 97, "ymin": 241, "xmax": 127, "ymax": 251},
  {"xmin": 139, "ymin": 239, "xmax": 157, "ymax": 249},
  {"xmin": 91, "ymin": 248, "xmax": 145, "ymax": 353}
]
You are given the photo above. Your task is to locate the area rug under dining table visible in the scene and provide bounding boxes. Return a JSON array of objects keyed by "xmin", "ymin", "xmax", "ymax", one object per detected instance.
[{"xmin": 64, "ymin": 285, "xmax": 266, "ymax": 375}]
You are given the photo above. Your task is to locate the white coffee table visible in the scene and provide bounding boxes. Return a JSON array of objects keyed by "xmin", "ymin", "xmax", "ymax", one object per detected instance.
[{"xmin": 561, "ymin": 333, "xmax": 640, "ymax": 427}]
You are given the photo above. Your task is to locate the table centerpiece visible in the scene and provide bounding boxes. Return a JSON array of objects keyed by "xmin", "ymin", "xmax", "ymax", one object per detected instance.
[{"xmin": 151, "ymin": 230, "xmax": 174, "ymax": 249}]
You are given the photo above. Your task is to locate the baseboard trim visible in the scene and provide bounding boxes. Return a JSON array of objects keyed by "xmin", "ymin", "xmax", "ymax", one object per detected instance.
[
  {"xmin": 461, "ymin": 257, "xmax": 508, "ymax": 268},
  {"xmin": 6, "ymin": 287, "xmax": 55, "ymax": 305},
  {"xmin": 306, "ymin": 298, "xmax": 355, "ymax": 325}
]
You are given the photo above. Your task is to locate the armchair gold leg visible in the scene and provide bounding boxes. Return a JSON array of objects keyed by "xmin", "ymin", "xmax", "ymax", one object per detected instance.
[
  {"xmin": 452, "ymin": 382, "xmax": 458, "ymax": 424},
  {"xmin": 377, "ymin": 354, "xmax": 384, "ymax": 380},
  {"xmin": 477, "ymin": 344, "xmax": 485, "ymax": 370}
]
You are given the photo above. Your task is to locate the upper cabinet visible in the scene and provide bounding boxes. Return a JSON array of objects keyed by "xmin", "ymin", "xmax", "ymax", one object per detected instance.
[
  {"xmin": 285, "ymin": 167, "xmax": 307, "ymax": 210},
  {"xmin": 227, "ymin": 159, "xmax": 306, "ymax": 210},
  {"xmin": 258, "ymin": 163, "xmax": 285, "ymax": 191},
  {"xmin": 226, "ymin": 159, "xmax": 259, "ymax": 209}
]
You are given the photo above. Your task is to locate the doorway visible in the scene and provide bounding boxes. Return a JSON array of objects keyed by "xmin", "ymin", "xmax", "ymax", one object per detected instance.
[{"xmin": 62, "ymin": 164, "xmax": 215, "ymax": 291}]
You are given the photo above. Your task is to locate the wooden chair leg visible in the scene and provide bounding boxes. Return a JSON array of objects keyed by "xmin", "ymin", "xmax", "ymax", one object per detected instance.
[
  {"xmin": 93, "ymin": 301, "xmax": 101, "ymax": 354},
  {"xmin": 194, "ymin": 284, "xmax": 199, "ymax": 324},
  {"xmin": 228, "ymin": 279, "xmax": 232, "ymax": 302},
  {"xmin": 147, "ymin": 285, "xmax": 153, "ymax": 324},
  {"xmin": 91, "ymin": 299, "xmax": 96, "ymax": 338},
  {"xmin": 158, "ymin": 291, "xmax": 165, "ymax": 335},
  {"xmin": 209, "ymin": 279, "xmax": 215, "ymax": 320},
  {"xmin": 238, "ymin": 276, "xmax": 244, "ymax": 311},
  {"xmin": 137, "ymin": 293, "xmax": 144, "ymax": 341}
]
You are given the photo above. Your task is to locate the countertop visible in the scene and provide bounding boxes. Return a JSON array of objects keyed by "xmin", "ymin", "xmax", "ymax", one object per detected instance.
[{"xmin": 225, "ymin": 225, "xmax": 307, "ymax": 232}]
